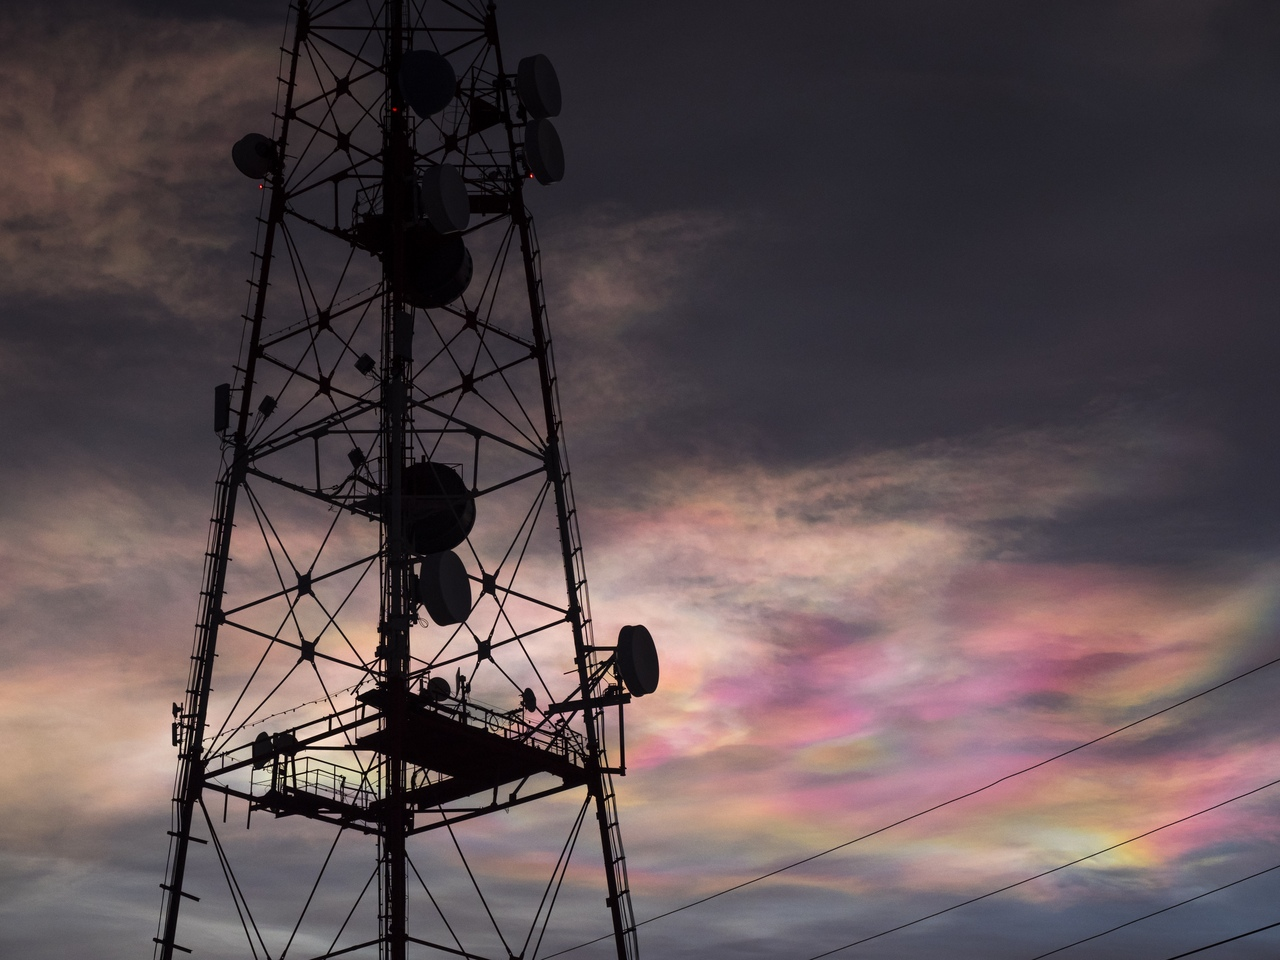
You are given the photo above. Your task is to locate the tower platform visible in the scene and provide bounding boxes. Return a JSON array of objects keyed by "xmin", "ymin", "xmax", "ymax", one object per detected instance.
[{"xmin": 356, "ymin": 687, "xmax": 590, "ymax": 810}]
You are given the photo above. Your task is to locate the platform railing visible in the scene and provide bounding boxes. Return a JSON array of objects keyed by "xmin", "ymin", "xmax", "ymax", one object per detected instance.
[
  {"xmin": 417, "ymin": 691, "xmax": 588, "ymax": 763},
  {"xmin": 253, "ymin": 754, "xmax": 379, "ymax": 810}
]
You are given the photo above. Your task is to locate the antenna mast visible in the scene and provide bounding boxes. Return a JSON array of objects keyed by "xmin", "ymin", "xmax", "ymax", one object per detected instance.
[{"xmin": 154, "ymin": 4, "xmax": 658, "ymax": 958}]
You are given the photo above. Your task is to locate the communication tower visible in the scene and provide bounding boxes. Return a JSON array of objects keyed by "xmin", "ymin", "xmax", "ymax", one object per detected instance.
[{"xmin": 154, "ymin": 3, "xmax": 658, "ymax": 958}]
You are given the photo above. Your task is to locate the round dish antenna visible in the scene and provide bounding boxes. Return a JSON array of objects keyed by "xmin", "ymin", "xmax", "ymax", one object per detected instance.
[
  {"xmin": 617, "ymin": 624, "xmax": 659, "ymax": 696},
  {"xmin": 401, "ymin": 228, "xmax": 474, "ymax": 308},
  {"xmin": 419, "ymin": 163, "xmax": 470, "ymax": 234},
  {"xmin": 398, "ymin": 49, "xmax": 456, "ymax": 118},
  {"xmin": 251, "ymin": 732, "xmax": 273, "ymax": 769},
  {"xmin": 402, "ymin": 461, "xmax": 476, "ymax": 552},
  {"xmin": 425, "ymin": 675, "xmax": 451, "ymax": 702},
  {"xmin": 516, "ymin": 54, "xmax": 561, "ymax": 118},
  {"xmin": 231, "ymin": 133, "xmax": 275, "ymax": 179},
  {"xmin": 418, "ymin": 550, "xmax": 472, "ymax": 625},
  {"xmin": 525, "ymin": 118, "xmax": 564, "ymax": 184}
]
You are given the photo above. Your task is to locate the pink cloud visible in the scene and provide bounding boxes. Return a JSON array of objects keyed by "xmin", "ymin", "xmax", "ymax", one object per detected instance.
[
  {"xmin": 579, "ymin": 433, "xmax": 1280, "ymax": 902},
  {"xmin": 0, "ymin": 11, "xmax": 277, "ymax": 316}
]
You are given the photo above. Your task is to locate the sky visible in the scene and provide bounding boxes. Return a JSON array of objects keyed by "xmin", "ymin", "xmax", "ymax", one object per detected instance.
[{"xmin": 1, "ymin": 0, "xmax": 1279, "ymax": 958}]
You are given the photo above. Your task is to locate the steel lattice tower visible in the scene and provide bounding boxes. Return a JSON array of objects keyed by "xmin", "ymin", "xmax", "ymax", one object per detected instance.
[{"xmin": 154, "ymin": 3, "xmax": 656, "ymax": 958}]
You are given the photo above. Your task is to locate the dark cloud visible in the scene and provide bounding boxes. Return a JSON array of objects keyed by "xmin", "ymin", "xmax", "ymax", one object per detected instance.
[
  {"xmin": 4, "ymin": 2, "xmax": 1280, "ymax": 958},
  {"xmin": 6, "ymin": 0, "xmax": 1276, "ymax": 560},
  {"xmin": 531, "ymin": 0, "xmax": 1279, "ymax": 562}
]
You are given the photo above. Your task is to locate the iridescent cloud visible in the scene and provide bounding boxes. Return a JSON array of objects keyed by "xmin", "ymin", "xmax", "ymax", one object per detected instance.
[{"xmin": 574, "ymin": 426, "xmax": 1280, "ymax": 910}]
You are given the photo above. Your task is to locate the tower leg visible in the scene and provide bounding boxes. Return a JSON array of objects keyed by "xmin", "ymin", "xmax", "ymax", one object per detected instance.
[{"xmin": 510, "ymin": 182, "xmax": 640, "ymax": 960}]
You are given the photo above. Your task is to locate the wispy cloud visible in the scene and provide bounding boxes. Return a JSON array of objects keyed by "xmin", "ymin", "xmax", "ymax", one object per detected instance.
[
  {"xmin": 0, "ymin": 11, "xmax": 276, "ymax": 317},
  {"xmin": 579, "ymin": 420, "xmax": 1280, "ymax": 905},
  {"xmin": 543, "ymin": 207, "xmax": 733, "ymax": 420}
]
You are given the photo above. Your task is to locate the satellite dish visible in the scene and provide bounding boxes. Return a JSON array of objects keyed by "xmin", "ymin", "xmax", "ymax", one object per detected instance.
[
  {"xmin": 401, "ymin": 225, "xmax": 473, "ymax": 308},
  {"xmin": 425, "ymin": 675, "xmax": 451, "ymax": 702},
  {"xmin": 516, "ymin": 54, "xmax": 561, "ymax": 119},
  {"xmin": 616, "ymin": 624, "xmax": 659, "ymax": 697},
  {"xmin": 402, "ymin": 461, "xmax": 476, "ymax": 553},
  {"xmin": 521, "ymin": 687, "xmax": 538, "ymax": 712},
  {"xmin": 418, "ymin": 550, "xmax": 472, "ymax": 625},
  {"xmin": 251, "ymin": 731, "xmax": 273, "ymax": 769},
  {"xmin": 419, "ymin": 164, "xmax": 470, "ymax": 234},
  {"xmin": 232, "ymin": 133, "xmax": 276, "ymax": 179},
  {"xmin": 525, "ymin": 118, "xmax": 564, "ymax": 185},
  {"xmin": 398, "ymin": 49, "xmax": 456, "ymax": 118}
]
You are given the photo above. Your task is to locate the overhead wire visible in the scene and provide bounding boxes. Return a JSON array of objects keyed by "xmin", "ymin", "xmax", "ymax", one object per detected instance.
[
  {"xmin": 1026, "ymin": 859, "xmax": 1280, "ymax": 959},
  {"xmin": 542, "ymin": 649, "xmax": 1280, "ymax": 957},
  {"xmin": 1159, "ymin": 918, "xmax": 1280, "ymax": 959},
  {"xmin": 800, "ymin": 775, "xmax": 1280, "ymax": 960}
]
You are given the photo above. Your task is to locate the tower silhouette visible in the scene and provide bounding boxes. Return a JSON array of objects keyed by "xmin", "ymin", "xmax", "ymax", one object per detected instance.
[{"xmin": 154, "ymin": 3, "xmax": 656, "ymax": 959}]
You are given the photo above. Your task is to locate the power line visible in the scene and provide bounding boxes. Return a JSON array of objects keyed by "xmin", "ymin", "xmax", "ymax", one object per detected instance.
[
  {"xmin": 1027, "ymin": 860, "xmax": 1280, "ymax": 959},
  {"xmin": 802, "ymin": 775, "xmax": 1280, "ymax": 960},
  {"xmin": 1160, "ymin": 918, "xmax": 1280, "ymax": 959},
  {"xmin": 541, "ymin": 650, "xmax": 1280, "ymax": 958}
]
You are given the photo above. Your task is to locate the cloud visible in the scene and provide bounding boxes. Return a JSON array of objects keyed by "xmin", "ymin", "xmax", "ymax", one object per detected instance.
[
  {"xmin": 0, "ymin": 656, "xmax": 177, "ymax": 854},
  {"xmin": 541, "ymin": 207, "xmax": 734, "ymax": 427},
  {"xmin": 550, "ymin": 209, "xmax": 733, "ymax": 333},
  {"xmin": 0, "ymin": 461, "xmax": 210, "ymax": 663},
  {"xmin": 1, "ymin": 5, "xmax": 1275, "ymax": 956},
  {"xmin": 0, "ymin": 10, "xmax": 276, "ymax": 317},
  {"xmin": 576, "ymin": 419, "xmax": 1280, "ymax": 908},
  {"xmin": 2, "ymin": 316, "xmax": 1273, "ymax": 952}
]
